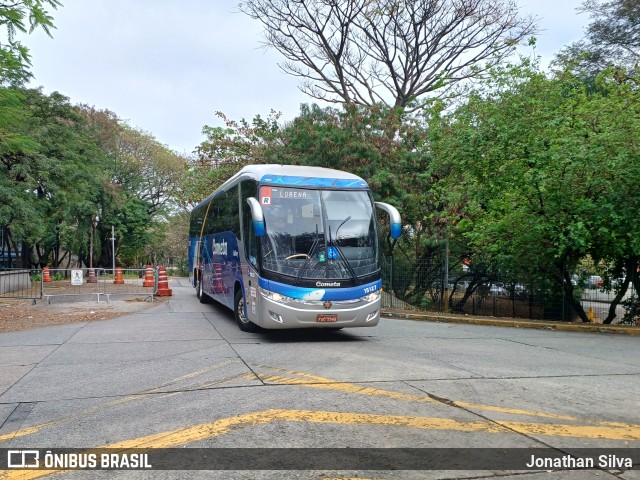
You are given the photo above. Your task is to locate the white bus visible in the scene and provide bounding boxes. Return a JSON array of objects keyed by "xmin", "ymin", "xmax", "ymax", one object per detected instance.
[{"xmin": 188, "ymin": 164, "xmax": 401, "ymax": 332}]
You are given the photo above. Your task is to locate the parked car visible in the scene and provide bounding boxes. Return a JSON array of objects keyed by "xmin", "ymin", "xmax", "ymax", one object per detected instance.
[
  {"xmin": 586, "ymin": 275, "xmax": 603, "ymax": 289},
  {"xmin": 509, "ymin": 283, "xmax": 527, "ymax": 297},
  {"xmin": 489, "ymin": 283, "xmax": 508, "ymax": 296}
]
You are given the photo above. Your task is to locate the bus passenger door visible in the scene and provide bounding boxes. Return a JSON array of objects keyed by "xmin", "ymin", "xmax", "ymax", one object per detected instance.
[
  {"xmin": 242, "ymin": 214, "xmax": 260, "ymax": 324},
  {"xmin": 241, "ymin": 180, "xmax": 260, "ymax": 324}
]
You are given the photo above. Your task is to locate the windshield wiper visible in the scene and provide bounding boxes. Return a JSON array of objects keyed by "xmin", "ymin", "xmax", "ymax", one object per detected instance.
[
  {"xmin": 335, "ymin": 216, "xmax": 351, "ymax": 240},
  {"xmin": 295, "ymin": 224, "xmax": 321, "ymax": 285},
  {"xmin": 329, "ymin": 222, "xmax": 357, "ymax": 283}
]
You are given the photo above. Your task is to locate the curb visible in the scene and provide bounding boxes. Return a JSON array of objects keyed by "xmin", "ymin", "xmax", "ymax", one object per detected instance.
[{"xmin": 381, "ymin": 310, "xmax": 640, "ymax": 336}]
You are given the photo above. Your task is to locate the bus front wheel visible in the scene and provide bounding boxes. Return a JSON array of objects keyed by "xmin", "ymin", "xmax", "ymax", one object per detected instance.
[{"xmin": 234, "ymin": 290, "xmax": 258, "ymax": 332}]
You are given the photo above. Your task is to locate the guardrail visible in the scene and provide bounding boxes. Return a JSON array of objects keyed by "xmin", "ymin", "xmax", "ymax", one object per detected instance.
[
  {"xmin": 97, "ymin": 268, "xmax": 158, "ymax": 303},
  {"xmin": 42, "ymin": 268, "xmax": 103, "ymax": 304},
  {"xmin": 0, "ymin": 268, "xmax": 42, "ymax": 301},
  {"xmin": 41, "ymin": 267, "xmax": 158, "ymax": 304}
]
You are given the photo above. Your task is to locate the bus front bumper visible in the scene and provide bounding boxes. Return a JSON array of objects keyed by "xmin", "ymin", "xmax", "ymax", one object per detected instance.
[{"xmin": 259, "ymin": 297, "xmax": 381, "ymax": 329}]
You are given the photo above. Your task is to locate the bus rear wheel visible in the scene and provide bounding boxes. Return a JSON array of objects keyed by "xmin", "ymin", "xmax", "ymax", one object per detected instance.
[{"xmin": 234, "ymin": 290, "xmax": 258, "ymax": 332}]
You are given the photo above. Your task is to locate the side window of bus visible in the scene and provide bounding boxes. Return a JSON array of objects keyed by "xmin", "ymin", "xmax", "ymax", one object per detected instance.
[
  {"xmin": 205, "ymin": 198, "xmax": 217, "ymax": 235},
  {"xmin": 241, "ymin": 180, "xmax": 258, "ymax": 264},
  {"xmin": 190, "ymin": 206, "xmax": 205, "ymax": 238},
  {"xmin": 226, "ymin": 186, "xmax": 240, "ymax": 238},
  {"xmin": 206, "ymin": 187, "xmax": 240, "ymax": 237}
]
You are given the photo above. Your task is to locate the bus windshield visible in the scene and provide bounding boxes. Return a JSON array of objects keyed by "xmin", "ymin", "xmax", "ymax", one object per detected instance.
[{"xmin": 259, "ymin": 186, "xmax": 378, "ymax": 281}]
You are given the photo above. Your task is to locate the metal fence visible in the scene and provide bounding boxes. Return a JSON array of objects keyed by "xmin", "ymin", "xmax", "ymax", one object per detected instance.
[
  {"xmin": 41, "ymin": 267, "xmax": 158, "ymax": 304},
  {"xmin": 381, "ymin": 256, "xmax": 640, "ymax": 325},
  {"xmin": 0, "ymin": 268, "xmax": 41, "ymax": 301},
  {"xmin": 97, "ymin": 268, "xmax": 158, "ymax": 302}
]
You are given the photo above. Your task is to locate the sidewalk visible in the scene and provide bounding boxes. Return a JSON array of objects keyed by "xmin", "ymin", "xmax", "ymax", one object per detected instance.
[{"xmin": 381, "ymin": 309, "xmax": 640, "ymax": 336}]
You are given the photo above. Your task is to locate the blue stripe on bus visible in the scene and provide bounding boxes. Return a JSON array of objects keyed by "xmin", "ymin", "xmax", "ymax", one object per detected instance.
[
  {"xmin": 260, "ymin": 175, "xmax": 368, "ymax": 188},
  {"xmin": 257, "ymin": 277, "xmax": 381, "ymax": 301}
]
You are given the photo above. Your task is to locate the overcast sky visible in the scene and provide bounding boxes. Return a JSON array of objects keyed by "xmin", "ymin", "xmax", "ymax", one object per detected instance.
[{"xmin": 21, "ymin": 0, "xmax": 589, "ymax": 156}]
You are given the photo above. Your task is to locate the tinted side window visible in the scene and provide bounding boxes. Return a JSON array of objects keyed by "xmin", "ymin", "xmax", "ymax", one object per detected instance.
[
  {"xmin": 226, "ymin": 186, "xmax": 240, "ymax": 237},
  {"xmin": 203, "ymin": 187, "xmax": 240, "ymax": 236},
  {"xmin": 189, "ymin": 205, "xmax": 205, "ymax": 238}
]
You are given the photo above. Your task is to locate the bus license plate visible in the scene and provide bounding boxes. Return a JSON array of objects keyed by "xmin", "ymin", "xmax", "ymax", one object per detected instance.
[{"xmin": 316, "ymin": 314, "xmax": 337, "ymax": 323}]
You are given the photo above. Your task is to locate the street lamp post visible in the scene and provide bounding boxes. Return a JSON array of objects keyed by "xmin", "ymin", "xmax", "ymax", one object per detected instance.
[
  {"xmin": 88, "ymin": 215, "xmax": 99, "ymax": 283},
  {"xmin": 110, "ymin": 225, "xmax": 116, "ymax": 276}
]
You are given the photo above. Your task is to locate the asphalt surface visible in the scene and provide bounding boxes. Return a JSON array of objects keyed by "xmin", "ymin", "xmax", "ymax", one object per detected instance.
[{"xmin": 0, "ymin": 278, "xmax": 638, "ymax": 479}]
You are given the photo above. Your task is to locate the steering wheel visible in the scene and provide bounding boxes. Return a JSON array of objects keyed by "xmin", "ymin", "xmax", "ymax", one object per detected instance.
[{"xmin": 285, "ymin": 253, "xmax": 311, "ymax": 260}]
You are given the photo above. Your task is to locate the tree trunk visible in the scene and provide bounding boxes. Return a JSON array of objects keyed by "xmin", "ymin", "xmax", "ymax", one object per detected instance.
[
  {"xmin": 603, "ymin": 257, "xmax": 638, "ymax": 325},
  {"xmin": 562, "ymin": 267, "xmax": 588, "ymax": 322},
  {"xmin": 20, "ymin": 240, "xmax": 30, "ymax": 269}
]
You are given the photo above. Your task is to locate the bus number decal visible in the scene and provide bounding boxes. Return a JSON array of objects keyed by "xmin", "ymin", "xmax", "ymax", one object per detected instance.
[{"xmin": 363, "ymin": 285, "xmax": 377, "ymax": 293}]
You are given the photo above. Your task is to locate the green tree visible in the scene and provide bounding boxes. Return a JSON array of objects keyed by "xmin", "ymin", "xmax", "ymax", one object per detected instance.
[
  {"xmin": 0, "ymin": 87, "xmax": 109, "ymax": 268},
  {"xmin": 79, "ymin": 107, "xmax": 188, "ymax": 267},
  {"xmin": 429, "ymin": 62, "xmax": 640, "ymax": 322},
  {"xmin": 143, "ymin": 211, "xmax": 190, "ymax": 271},
  {"xmin": 0, "ymin": 0, "xmax": 61, "ymax": 85},
  {"xmin": 554, "ymin": 0, "xmax": 640, "ymax": 80},
  {"xmin": 0, "ymin": 87, "xmax": 42, "ymax": 263},
  {"xmin": 180, "ymin": 110, "xmax": 282, "ymax": 208}
]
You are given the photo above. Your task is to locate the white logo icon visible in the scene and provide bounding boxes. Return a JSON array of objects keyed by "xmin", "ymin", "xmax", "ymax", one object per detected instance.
[{"xmin": 8, "ymin": 450, "xmax": 40, "ymax": 468}]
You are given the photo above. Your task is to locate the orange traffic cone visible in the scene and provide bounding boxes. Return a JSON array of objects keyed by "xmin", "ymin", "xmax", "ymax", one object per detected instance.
[
  {"xmin": 42, "ymin": 266, "xmax": 52, "ymax": 283},
  {"xmin": 156, "ymin": 266, "xmax": 172, "ymax": 296},
  {"xmin": 142, "ymin": 265, "xmax": 155, "ymax": 287},
  {"xmin": 114, "ymin": 267, "xmax": 124, "ymax": 284},
  {"xmin": 87, "ymin": 268, "xmax": 97, "ymax": 283}
]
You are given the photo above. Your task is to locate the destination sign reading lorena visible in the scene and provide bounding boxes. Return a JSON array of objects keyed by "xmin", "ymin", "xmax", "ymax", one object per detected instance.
[{"xmin": 277, "ymin": 190, "xmax": 307, "ymax": 199}]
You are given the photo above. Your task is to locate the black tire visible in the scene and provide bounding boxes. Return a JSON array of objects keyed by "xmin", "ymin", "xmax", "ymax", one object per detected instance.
[
  {"xmin": 234, "ymin": 289, "xmax": 258, "ymax": 332},
  {"xmin": 197, "ymin": 274, "xmax": 211, "ymax": 304}
]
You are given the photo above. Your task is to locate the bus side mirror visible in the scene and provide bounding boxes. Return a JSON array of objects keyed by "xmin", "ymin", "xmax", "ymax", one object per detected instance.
[
  {"xmin": 246, "ymin": 197, "xmax": 265, "ymax": 237},
  {"xmin": 375, "ymin": 202, "xmax": 402, "ymax": 239}
]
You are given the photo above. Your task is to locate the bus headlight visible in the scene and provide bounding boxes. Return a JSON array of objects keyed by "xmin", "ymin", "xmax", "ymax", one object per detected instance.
[
  {"xmin": 361, "ymin": 291, "xmax": 381, "ymax": 303},
  {"xmin": 260, "ymin": 288, "xmax": 294, "ymax": 304}
]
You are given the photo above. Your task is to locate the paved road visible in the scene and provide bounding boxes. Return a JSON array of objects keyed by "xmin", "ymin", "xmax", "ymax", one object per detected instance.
[{"xmin": 0, "ymin": 278, "xmax": 639, "ymax": 479}]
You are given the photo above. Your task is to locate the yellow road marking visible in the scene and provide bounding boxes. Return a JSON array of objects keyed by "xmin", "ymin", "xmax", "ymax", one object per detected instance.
[
  {"xmin": 250, "ymin": 365, "xmax": 634, "ymax": 426},
  {"xmin": 3, "ymin": 363, "xmax": 639, "ymax": 480},
  {"xmin": 2, "ymin": 408, "xmax": 639, "ymax": 479},
  {"xmin": 142, "ymin": 359, "xmax": 238, "ymax": 393}
]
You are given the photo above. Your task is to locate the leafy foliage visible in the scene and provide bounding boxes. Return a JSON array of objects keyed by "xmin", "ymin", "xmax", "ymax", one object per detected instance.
[
  {"xmin": 0, "ymin": 0, "xmax": 61, "ymax": 85},
  {"xmin": 429, "ymin": 62, "xmax": 640, "ymax": 322},
  {"xmin": 178, "ymin": 111, "xmax": 282, "ymax": 208},
  {"xmin": 0, "ymin": 86, "xmax": 188, "ymax": 269},
  {"xmin": 188, "ymin": 56, "xmax": 640, "ymax": 325},
  {"xmin": 554, "ymin": 0, "xmax": 640, "ymax": 80}
]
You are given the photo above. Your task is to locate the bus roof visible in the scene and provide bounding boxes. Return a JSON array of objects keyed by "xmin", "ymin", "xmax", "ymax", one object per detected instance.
[
  {"xmin": 239, "ymin": 164, "xmax": 367, "ymax": 184},
  {"xmin": 194, "ymin": 164, "xmax": 369, "ymax": 210}
]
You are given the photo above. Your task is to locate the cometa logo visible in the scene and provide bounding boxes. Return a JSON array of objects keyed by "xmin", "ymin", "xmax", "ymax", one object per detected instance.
[
  {"xmin": 316, "ymin": 281, "xmax": 341, "ymax": 287},
  {"xmin": 213, "ymin": 240, "xmax": 228, "ymax": 255}
]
